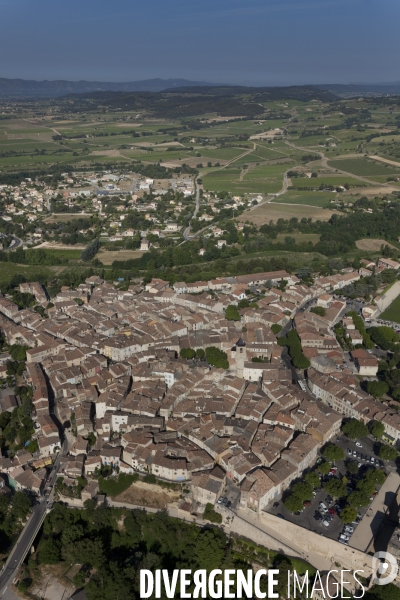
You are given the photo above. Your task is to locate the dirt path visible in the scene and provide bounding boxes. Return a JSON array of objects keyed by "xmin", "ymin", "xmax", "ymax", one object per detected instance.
[{"xmin": 369, "ymin": 155, "xmax": 400, "ymax": 168}]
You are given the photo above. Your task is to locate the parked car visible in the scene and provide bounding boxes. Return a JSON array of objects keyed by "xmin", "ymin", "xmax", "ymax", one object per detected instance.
[
  {"xmin": 319, "ymin": 502, "xmax": 328, "ymax": 512},
  {"xmin": 273, "ymin": 502, "xmax": 279, "ymax": 508},
  {"xmin": 303, "ymin": 500, "xmax": 312, "ymax": 507},
  {"xmin": 328, "ymin": 508, "xmax": 336, "ymax": 516},
  {"xmin": 326, "ymin": 495, "xmax": 333, "ymax": 504},
  {"xmin": 356, "ymin": 442, "xmax": 363, "ymax": 448},
  {"xmin": 347, "ymin": 448, "xmax": 352, "ymax": 456},
  {"xmin": 277, "ymin": 513, "xmax": 285, "ymax": 519},
  {"xmin": 322, "ymin": 520, "xmax": 330, "ymax": 527}
]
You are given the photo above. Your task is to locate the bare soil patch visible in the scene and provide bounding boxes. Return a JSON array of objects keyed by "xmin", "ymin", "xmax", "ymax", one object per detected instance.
[
  {"xmin": 97, "ymin": 249, "xmax": 144, "ymax": 264},
  {"xmin": 29, "ymin": 564, "xmax": 75, "ymax": 600},
  {"xmin": 355, "ymin": 238, "xmax": 398, "ymax": 251},
  {"xmin": 114, "ymin": 479, "xmax": 180, "ymax": 509}
]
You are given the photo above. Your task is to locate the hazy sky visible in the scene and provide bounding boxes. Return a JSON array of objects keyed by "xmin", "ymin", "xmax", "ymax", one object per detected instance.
[{"xmin": 1, "ymin": 0, "xmax": 399, "ymax": 85}]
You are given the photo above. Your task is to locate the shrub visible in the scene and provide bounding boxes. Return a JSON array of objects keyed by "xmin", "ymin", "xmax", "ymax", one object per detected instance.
[{"xmin": 203, "ymin": 503, "xmax": 222, "ymax": 523}]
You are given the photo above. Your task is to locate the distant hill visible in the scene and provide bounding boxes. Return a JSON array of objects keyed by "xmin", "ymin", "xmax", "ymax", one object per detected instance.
[
  {"xmin": 317, "ymin": 82, "xmax": 400, "ymax": 98},
  {"xmin": 0, "ymin": 77, "xmax": 217, "ymax": 99},
  {"xmin": 57, "ymin": 86, "xmax": 337, "ymax": 119}
]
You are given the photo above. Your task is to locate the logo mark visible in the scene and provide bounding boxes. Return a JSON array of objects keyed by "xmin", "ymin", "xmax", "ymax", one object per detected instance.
[{"xmin": 372, "ymin": 552, "xmax": 398, "ymax": 586}]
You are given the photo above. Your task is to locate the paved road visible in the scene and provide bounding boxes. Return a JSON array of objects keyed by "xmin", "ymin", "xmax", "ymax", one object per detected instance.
[
  {"xmin": 0, "ymin": 501, "xmax": 47, "ymax": 597},
  {"xmin": 183, "ymin": 177, "xmax": 201, "ymax": 241},
  {"xmin": 0, "ymin": 439, "xmax": 67, "ymax": 598}
]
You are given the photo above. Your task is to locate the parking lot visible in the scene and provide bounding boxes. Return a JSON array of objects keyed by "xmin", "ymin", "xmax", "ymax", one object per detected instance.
[{"xmin": 266, "ymin": 433, "xmax": 397, "ymax": 545}]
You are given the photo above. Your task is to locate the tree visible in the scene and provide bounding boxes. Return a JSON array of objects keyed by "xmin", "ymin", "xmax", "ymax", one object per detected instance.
[
  {"xmin": 369, "ymin": 420, "xmax": 385, "ymax": 440},
  {"xmin": 38, "ymin": 537, "xmax": 62, "ymax": 564},
  {"xmin": 324, "ymin": 478, "xmax": 347, "ymax": 498},
  {"xmin": 205, "ymin": 346, "xmax": 229, "ymax": 369},
  {"xmin": 367, "ymin": 380, "xmax": 389, "ymax": 398},
  {"xmin": 342, "ymin": 419, "xmax": 368, "ymax": 440},
  {"xmin": 180, "ymin": 348, "xmax": 196, "ymax": 360},
  {"xmin": 322, "ymin": 444, "xmax": 345, "ymax": 462},
  {"xmin": 348, "ymin": 490, "xmax": 370, "ymax": 508},
  {"xmin": 365, "ymin": 468, "xmax": 386, "ymax": 486},
  {"xmin": 304, "ymin": 471, "xmax": 320, "ymax": 489},
  {"xmin": 291, "ymin": 481, "xmax": 313, "ymax": 501},
  {"xmin": 311, "ymin": 306, "xmax": 326, "ymax": 316},
  {"xmin": 81, "ymin": 238, "xmax": 101, "ymax": 262},
  {"xmin": 318, "ymin": 461, "xmax": 331, "ymax": 474},
  {"xmin": 346, "ymin": 460, "xmax": 359, "ymax": 474},
  {"xmin": 283, "ymin": 494, "xmax": 303, "ymax": 513},
  {"xmin": 11, "ymin": 491, "xmax": 31, "ymax": 520},
  {"xmin": 340, "ymin": 506, "xmax": 358, "ymax": 524},
  {"xmin": 225, "ymin": 305, "xmax": 241, "ymax": 321},
  {"xmin": 271, "ymin": 323, "xmax": 282, "ymax": 335},
  {"xmin": 196, "ymin": 348, "xmax": 205, "ymax": 359},
  {"xmin": 379, "ymin": 444, "xmax": 398, "ymax": 461},
  {"xmin": 203, "ymin": 503, "xmax": 222, "ymax": 524}
]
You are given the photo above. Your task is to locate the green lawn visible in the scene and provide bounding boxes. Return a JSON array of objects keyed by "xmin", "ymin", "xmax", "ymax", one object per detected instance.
[{"xmin": 380, "ymin": 294, "xmax": 400, "ymax": 323}]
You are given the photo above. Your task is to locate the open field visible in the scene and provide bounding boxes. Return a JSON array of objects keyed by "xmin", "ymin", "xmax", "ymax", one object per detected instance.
[
  {"xmin": 202, "ymin": 163, "xmax": 288, "ymax": 194},
  {"xmin": 272, "ymin": 190, "xmax": 337, "ymax": 207},
  {"xmin": 97, "ymin": 249, "xmax": 144, "ymax": 264},
  {"xmin": 238, "ymin": 202, "xmax": 337, "ymax": 224},
  {"xmin": 291, "ymin": 176, "xmax": 367, "ymax": 188},
  {"xmin": 0, "ymin": 263, "xmax": 53, "ymax": 289},
  {"xmin": 380, "ymin": 294, "xmax": 400, "ymax": 324},
  {"xmin": 355, "ymin": 238, "xmax": 398, "ymax": 252},
  {"xmin": 328, "ymin": 157, "xmax": 400, "ymax": 176},
  {"xmin": 113, "ymin": 479, "xmax": 180, "ymax": 509}
]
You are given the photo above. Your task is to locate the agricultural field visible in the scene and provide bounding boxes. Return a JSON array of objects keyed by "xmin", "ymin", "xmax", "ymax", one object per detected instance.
[
  {"xmin": 238, "ymin": 202, "xmax": 337, "ymax": 224},
  {"xmin": 328, "ymin": 157, "xmax": 400, "ymax": 176},
  {"xmin": 290, "ymin": 175, "xmax": 366, "ymax": 188},
  {"xmin": 97, "ymin": 249, "xmax": 144, "ymax": 264},
  {"xmin": 355, "ymin": 238, "xmax": 398, "ymax": 252},
  {"xmin": 271, "ymin": 190, "xmax": 334, "ymax": 207}
]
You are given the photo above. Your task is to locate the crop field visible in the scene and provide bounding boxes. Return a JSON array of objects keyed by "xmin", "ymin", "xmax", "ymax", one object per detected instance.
[
  {"xmin": 238, "ymin": 202, "xmax": 337, "ymax": 224},
  {"xmin": 271, "ymin": 190, "xmax": 334, "ymax": 207},
  {"xmin": 97, "ymin": 249, "xmax": 144, "ymax": 264},
  {"xmin": 328, "ymin": 158, "xmax": 400, "ymax": 176},
  {"xmin": 355, "ymin": 238, "xmax": 398, "ymax": 252},
  {"xmin": 290, "ymin": 176, "xmax": 366, "ymax": 188}
]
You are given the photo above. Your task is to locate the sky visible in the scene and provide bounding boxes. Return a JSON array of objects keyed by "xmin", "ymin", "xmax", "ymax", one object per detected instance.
[{"xmin": 0, "ymin": 0, "xmax": 399, "ymax": 85}]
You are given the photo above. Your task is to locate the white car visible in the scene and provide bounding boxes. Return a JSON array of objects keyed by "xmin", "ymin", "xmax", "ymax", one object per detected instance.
[
  {"xmin": 356, "ymin": 442, "xmax": 362, "ymax": 448},
  {"xmin": 323, "ymin": 520, "xmax": 330, "ymax": 527}
]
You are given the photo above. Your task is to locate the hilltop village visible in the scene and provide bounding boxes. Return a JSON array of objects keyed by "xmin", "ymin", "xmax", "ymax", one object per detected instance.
[{"xmin": 0, "ymin": 262, "xmax": 399, "ymax": 519}]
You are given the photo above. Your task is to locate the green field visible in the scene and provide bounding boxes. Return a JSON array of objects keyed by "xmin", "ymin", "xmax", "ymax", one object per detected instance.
[
  {"xmin": 291, "ymin": 176, "xmax": 367, "ymax": 188},
  {"xmin": 328, "ymin": 157, "xmax": 400, "ymax": 176},
  {"xmin": 380, "ymin": 294, "xmax": 400, "ymax": 323},
  {"xmin": 271, "ymin": 190, "xmax": 334, "ymax": 207},
  {"xmin": 0, "ymin": 263, "xmax": 53, "ymax": 290},
  {"xmin": 202, "ymin": 163, "xmax": 287, "ymax": 194}
]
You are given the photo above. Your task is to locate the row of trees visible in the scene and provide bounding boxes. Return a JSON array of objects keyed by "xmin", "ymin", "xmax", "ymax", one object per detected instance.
[
  {"xmin": 278, "ymin": 329, "xmax": 311, "ymax": 370},
  {"xmin": 81, "ymin": 238, "xmax": 101, "ymax": 262},
  {"xmin": 180, "ymin": 346, "xmax": 229, "ymax": 369}
]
